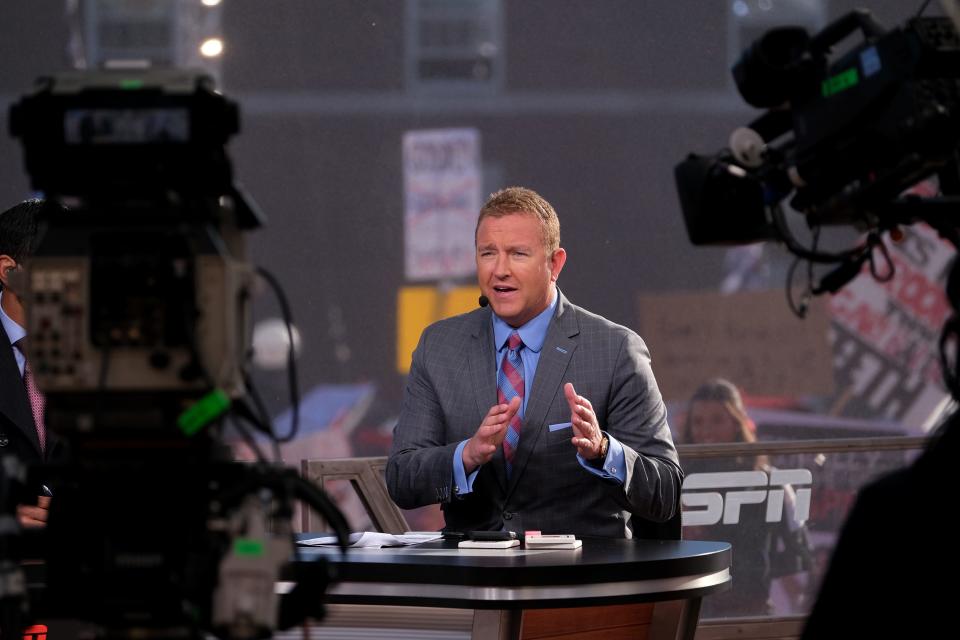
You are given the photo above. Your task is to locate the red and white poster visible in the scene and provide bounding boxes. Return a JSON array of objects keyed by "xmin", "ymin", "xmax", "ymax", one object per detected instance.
[
  {"xmin": 828, "ymin": 224, "xmax": 953, "ymax": 428},
  {"xmin": 403, "ymin": 128, "xmax": 482, "ymax": 281}
]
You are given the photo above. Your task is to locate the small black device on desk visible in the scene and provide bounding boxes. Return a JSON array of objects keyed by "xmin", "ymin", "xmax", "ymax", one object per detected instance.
[
  {"xmin": 459, "ymin": 530, "xmax": 520, "ymax": 549},
  {"xmin": 467, "ymin": 531, "xmax": 517, "ymax": 541}
]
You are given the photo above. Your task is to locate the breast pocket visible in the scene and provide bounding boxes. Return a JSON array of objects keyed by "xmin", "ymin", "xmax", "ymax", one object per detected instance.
[
  {"xmin": 536, "ymin": 422, "xmax": 582, "ymax": 487},
  {"xmin": 542, "ymin": 421, "xmax": 575, "ymax": 452}
]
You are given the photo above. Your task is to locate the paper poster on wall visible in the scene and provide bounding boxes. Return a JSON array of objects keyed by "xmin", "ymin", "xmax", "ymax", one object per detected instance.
[{"xmin": 403, "ymin": 128, "xmax": 481, "ymax": 281}]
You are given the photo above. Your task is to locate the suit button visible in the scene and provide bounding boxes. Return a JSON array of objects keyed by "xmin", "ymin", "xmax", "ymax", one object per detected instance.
[
  {"xmin": 0, "ymin": 434, "xmax": 8, "ymax": 447},
  {"xmin": 503, "ymin": 511, "xmax": 513, "ymax": 520}
]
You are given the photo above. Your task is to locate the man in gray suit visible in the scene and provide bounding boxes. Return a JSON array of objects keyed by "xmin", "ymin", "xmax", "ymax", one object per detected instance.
[{"xmin": 387, "ymin": 187, "xmax": 681, "ymax": 538}]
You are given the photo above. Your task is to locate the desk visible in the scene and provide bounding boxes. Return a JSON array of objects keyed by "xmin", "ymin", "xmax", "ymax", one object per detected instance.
[{"xmin": 295, "ymin": 537, "xmax": 731, "ymax": 640}]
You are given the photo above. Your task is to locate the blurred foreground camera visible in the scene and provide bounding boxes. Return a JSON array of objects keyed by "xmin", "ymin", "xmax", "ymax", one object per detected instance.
[{"xmin": 0, "ymin": 70, "xmax": 349, "ymax": 640}]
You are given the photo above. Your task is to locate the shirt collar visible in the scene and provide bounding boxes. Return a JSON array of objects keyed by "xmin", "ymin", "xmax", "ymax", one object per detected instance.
[
  {"xmin": 492, "ymin": 288, "xmax": 557, "ymax": 354},
  {"xmin": 0, "ymin": 291, "xmax": 26, "ymax": 346}
]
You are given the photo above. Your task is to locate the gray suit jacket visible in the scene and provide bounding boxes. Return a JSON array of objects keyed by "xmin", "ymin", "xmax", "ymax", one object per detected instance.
[{"xmin": 386, "ymin": 291, "xmax": 682, "ymax": 538}]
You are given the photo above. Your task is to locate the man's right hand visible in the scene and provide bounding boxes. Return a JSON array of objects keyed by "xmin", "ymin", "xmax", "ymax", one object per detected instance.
[
  {"xmin": 17, "ymin": 495, "xmax": 50, "ymax": 528},
  {"xmin": 462, "ymin": 396, "xmax": 520, "ymax": 474}
]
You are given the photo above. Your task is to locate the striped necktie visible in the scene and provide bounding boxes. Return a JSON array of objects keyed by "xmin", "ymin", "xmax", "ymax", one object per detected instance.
[
  {"xmin": 15, "ymin": 338, "xmax": 46, "ymax": 454},
  {"xmin": 497, "ymin": 331, "xmax": 524, "ymax": 475}
]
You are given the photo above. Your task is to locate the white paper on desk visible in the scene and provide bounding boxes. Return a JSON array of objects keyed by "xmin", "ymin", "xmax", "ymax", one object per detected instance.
[{"xmin": 298, "ymin": 531, "xmax": 443, "ymax": 548}]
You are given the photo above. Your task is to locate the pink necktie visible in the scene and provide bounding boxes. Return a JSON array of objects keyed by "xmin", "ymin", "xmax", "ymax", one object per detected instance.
[
  {"xmin": 16, "ymin": 339, "xmax": 46, "ymax": 453},
  {"xmin": 497, "ymin": 331, "xmax": 524, "ymax": 475}
]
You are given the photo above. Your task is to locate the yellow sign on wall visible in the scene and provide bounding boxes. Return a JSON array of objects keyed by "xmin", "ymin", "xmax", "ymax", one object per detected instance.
[{"xmin": 396, "ymin": 285, "xmax": 482, "ymax": 373}]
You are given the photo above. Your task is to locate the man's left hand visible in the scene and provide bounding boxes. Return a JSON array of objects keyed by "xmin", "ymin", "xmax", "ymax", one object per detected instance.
[{"xmin": 564, "ymin": 382, "xmax": 604, "ymax": 460}]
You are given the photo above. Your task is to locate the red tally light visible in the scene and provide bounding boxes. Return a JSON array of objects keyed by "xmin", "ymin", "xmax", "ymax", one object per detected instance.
[{"xmin": 22, "ymin": 625, "xmax": 48, "ymax": 640}]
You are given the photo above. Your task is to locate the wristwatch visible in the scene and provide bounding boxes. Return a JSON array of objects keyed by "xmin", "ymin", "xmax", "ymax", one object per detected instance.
[{"xmin": 598, "ymin": 434, "xmax": 609, "ymax": 458}]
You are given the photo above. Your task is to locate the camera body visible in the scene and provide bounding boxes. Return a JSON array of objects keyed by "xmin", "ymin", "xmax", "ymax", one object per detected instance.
[{"xmin": 676, "ymin": 12, "xmax": 960, "ymax": 247}]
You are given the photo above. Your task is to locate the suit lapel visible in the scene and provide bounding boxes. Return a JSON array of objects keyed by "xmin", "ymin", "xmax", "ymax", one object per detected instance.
[
  {"xmin": 506, "ymin": 292, "xmax": 579, "ymax": 495},
  {"xmin": 0, "ymin": 322, "xmax": 41, "ymax": 455},
  {"xmin": 468, "ymin": 310, "xmax": 507, "ymax": 492}
]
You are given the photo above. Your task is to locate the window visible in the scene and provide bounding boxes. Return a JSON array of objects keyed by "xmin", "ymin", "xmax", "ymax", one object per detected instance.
[{"xmin": 406, "ymin": 0, "xmax": 503, "ymax": 93}]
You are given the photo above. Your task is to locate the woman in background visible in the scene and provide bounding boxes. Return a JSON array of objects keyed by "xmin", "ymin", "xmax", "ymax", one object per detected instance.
[{"xmin": 681, "ymin": 379, "xmax": 811, "ymax": 618}]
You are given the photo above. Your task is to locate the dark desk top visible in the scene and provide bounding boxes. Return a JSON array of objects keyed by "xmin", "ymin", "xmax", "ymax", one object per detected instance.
[{"xmin": 295, "ymin": 537, "xmax": 731, "ymax": 609}]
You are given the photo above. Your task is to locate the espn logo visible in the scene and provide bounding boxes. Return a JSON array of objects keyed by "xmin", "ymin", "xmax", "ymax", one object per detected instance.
[{"xmin": 681, "ymin": 469, "xmax": 811, "ymax": 526}]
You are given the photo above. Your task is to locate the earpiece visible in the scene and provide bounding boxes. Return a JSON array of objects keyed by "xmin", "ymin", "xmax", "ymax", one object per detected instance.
[{"xmin": 0, "ymin": 264, "xmax": 20, "ymax": 294}]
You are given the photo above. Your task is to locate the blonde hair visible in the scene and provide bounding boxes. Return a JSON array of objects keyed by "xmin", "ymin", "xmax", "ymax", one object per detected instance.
[{"xmin": 476, "ymin": 186, "xmax": 561, "ymax": 253}]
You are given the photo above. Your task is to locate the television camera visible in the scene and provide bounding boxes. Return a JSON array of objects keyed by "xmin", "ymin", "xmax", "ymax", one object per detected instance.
[
  {"xmin": 675, "ymin": 7, "xmax": 960, "ymax": 303},
  {"xmin": 676, "ymin": 7, "xmax": 960, "ymax": 631},
  {"xmin": 0, "ymin": 70, "xmax": 350, "ymax": 639}
]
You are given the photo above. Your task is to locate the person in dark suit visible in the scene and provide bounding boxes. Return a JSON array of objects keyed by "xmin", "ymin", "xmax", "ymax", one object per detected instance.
[
  {"xmin": 0, "ymin": 199, "xmax": 61, "ymax": 527},
  {"xmin": 800, "ymin": 414, "xmax": 958, "ymax": 638},
  {"xmin": 386, "ymin": 187, "xmax": 681, "ymax": 538},
  {"xmin": 801, "ymin": 256, "xmax": 960, "ymax": 637}
]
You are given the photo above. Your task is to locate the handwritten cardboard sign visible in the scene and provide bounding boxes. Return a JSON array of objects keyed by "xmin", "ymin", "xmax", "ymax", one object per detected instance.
[{"xmin": 637, "ymin": 290, "xmax": 834, "ymax": 402}]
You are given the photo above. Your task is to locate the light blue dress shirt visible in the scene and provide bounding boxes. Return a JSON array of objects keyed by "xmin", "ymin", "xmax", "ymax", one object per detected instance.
[{"xmin": 0, "ymin": 291, "xmax": 27, "ymax": 377}]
